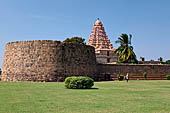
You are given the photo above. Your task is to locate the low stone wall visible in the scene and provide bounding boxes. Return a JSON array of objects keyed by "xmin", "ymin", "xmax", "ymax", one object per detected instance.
[
  {"xmin": 1, "ymin": 40, "xmax": 97, "ymax": 82},
  {"xmin": 97, "ymin": 64, "xmax": 170, "ymax": 80}
]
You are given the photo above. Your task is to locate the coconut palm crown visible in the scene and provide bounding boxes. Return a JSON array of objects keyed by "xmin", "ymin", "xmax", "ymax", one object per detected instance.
[{"xmin": 115, "ymin": 33, "xmax": 138, "ymax": 63}]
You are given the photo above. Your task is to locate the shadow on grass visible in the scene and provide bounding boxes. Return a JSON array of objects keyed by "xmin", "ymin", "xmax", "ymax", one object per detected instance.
[
  {"xmin": 88, "ymin": 88, "xmax": 99, "ymax": 90},
  {"xmin": 95, "ymin": 80, "xmax": 114, "ymax": 82}
]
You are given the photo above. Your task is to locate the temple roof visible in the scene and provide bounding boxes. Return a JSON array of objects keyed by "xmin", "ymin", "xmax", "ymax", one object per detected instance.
[
  {"xmin": 94, "ymin": 18, "xmax": 103, "ymax": 26},
  {"xmin": 87, "ymin": 19, "xmax": 115, "ymax": 51}
]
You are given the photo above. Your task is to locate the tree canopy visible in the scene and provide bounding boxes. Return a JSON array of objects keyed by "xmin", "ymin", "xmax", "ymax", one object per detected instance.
[
  {"xmin": 115, "ymin": 34, "xmax": 138, "ymax": 63},
  {"xmin": 63, "ymin": 37, "xmax": 85, "ymax": 44},
  {"xmin": 158, "ymin": 57, "xmax": 163, "ymax": 62},
  {"xmin": 163, "ymin": 60, "xmax": 170, "ymax": 64}
]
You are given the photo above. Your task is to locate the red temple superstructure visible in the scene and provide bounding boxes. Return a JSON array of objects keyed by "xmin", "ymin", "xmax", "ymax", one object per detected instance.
[{"xmin": 87, "ymin": 19, "xmax": 117, "ymax": 63}]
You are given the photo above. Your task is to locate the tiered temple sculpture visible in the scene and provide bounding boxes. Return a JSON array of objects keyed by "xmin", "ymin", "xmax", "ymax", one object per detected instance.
[{"xmin": 87, "ymin": 18, "xmax": 118, "ymax": 63}]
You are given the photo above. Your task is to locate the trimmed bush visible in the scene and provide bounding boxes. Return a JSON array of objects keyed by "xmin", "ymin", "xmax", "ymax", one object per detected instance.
[
  {"xmin": 64, "ymin": 76, "xmax": 94, "ymax": 89},
  {"xmin": 143, "ymin": 72, "xmax": 147, "ymax": 79},
  {"xmin": 118, "ymin": 75, "xmax": 124, "ymax": 81},
  {"xmin": 166, "ymin": 75, "xmax": 170, "ymax": 80}
]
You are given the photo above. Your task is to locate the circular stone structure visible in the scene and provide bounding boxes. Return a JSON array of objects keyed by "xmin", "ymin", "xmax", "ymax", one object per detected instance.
[{"xmin": 1, "ymin": 40, "xmax": 97, "ymax": 82}]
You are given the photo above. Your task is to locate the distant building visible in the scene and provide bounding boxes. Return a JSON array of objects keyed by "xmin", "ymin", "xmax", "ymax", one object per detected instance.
[
  {"xmin": 87, "ymin": 19, "xmax": 118, "ymax": 63},
  {"xmin": 139, "ymin": 57, "xmax": 161, "ymax": 64}
]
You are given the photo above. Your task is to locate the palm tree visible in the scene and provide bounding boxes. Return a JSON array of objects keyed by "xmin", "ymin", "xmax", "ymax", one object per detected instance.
[{"xmin": 115, "ymin": 34, "xmax": 138, "ymax": 63}]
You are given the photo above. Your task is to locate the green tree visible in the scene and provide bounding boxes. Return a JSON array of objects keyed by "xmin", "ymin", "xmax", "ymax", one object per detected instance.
[
  {"xmin": 63, "ymin": 37, "xmax": 85, "ymax": 44},
  {"xmin": 115, "ymin": 34, "xmax": 138, "ymax": 63},
  {"xmin": 158, "ymin": 57, "xmax": 163, "ymax": 62},
  {"xmin": 164, "ymin": 60, "xmax": 170, "ymax": 64}
]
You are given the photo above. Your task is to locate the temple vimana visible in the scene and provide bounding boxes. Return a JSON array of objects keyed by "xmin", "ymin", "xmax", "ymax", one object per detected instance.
[
  {"xmin": 1, "ymin": 19, "xmax": 170, "ymax": 82},
  {"xmin": 87, "ymin": 18, "xmax": 117, "ymax": 63}
]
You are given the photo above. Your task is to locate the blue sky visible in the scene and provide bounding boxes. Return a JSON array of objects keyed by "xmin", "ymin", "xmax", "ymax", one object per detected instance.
[{"xmin": 0, "ymin": 0, "xmax": 170, "ymax": 67}]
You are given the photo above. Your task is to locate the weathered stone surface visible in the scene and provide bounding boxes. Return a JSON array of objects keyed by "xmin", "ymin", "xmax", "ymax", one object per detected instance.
[
  {"xmin": 97, "ymin": 64, "xmax": 170, "ymax": 80},
  {"xmin": 1, "ymin": 40, "xmax": 97, "ymax": 82},
  {"xmin": 1, "ymin": 40, "xmax": 170, "ymax": 82}
]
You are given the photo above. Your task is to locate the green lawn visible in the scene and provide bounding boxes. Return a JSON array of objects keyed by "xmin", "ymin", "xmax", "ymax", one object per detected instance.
[{"xmin": 0, "ymin": 81, "xmax": 170, "ymax": 113}]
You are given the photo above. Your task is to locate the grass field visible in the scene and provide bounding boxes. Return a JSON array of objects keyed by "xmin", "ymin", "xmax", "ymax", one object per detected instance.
[{"xmin": 0, "ymin": 80, "xmax": 170, "ymax": 113}]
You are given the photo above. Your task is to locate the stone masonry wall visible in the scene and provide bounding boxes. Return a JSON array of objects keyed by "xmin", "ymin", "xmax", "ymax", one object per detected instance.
[
  {"xmin": 97, "ymin": 64, "xmax": 170, "ymax": 80},
  {"xmin": 2, "ymin": 40, "xmax": 170, "ymax": 82},
  {"xmin": 1, "ymin": 40, "xmax": 97, "ymax": 82}
]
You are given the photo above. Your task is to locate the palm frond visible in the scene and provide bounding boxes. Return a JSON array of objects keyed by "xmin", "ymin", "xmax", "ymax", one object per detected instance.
[{"xmin": 116, "ymin": 33, "xmax": 138, "ymax": 63}]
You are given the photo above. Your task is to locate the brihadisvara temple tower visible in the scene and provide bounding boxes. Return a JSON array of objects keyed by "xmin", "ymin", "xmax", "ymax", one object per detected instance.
[
  {"xmin": 87, "ymin": 18, "xmax": 117, "ymax": 63},
  {"xmin": 1, "ymin": 19, "xmax": 170, "ymax": 82}
]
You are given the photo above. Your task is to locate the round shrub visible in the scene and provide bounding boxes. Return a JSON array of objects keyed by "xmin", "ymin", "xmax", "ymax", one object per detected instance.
[
  {"xmin": 118, "ymin": 75, "xmax": 124, "ymax": 81},
  {"xmin": 143, "ymin": 72, "xmax": 147, "ymax": 79},
  {"xmin": 64, "ymin": 76, "xmax": 94, "ymax": 89},
  {"xmin": 166, "ymin": 75, "xmax": 170, "ymax": 80}
]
